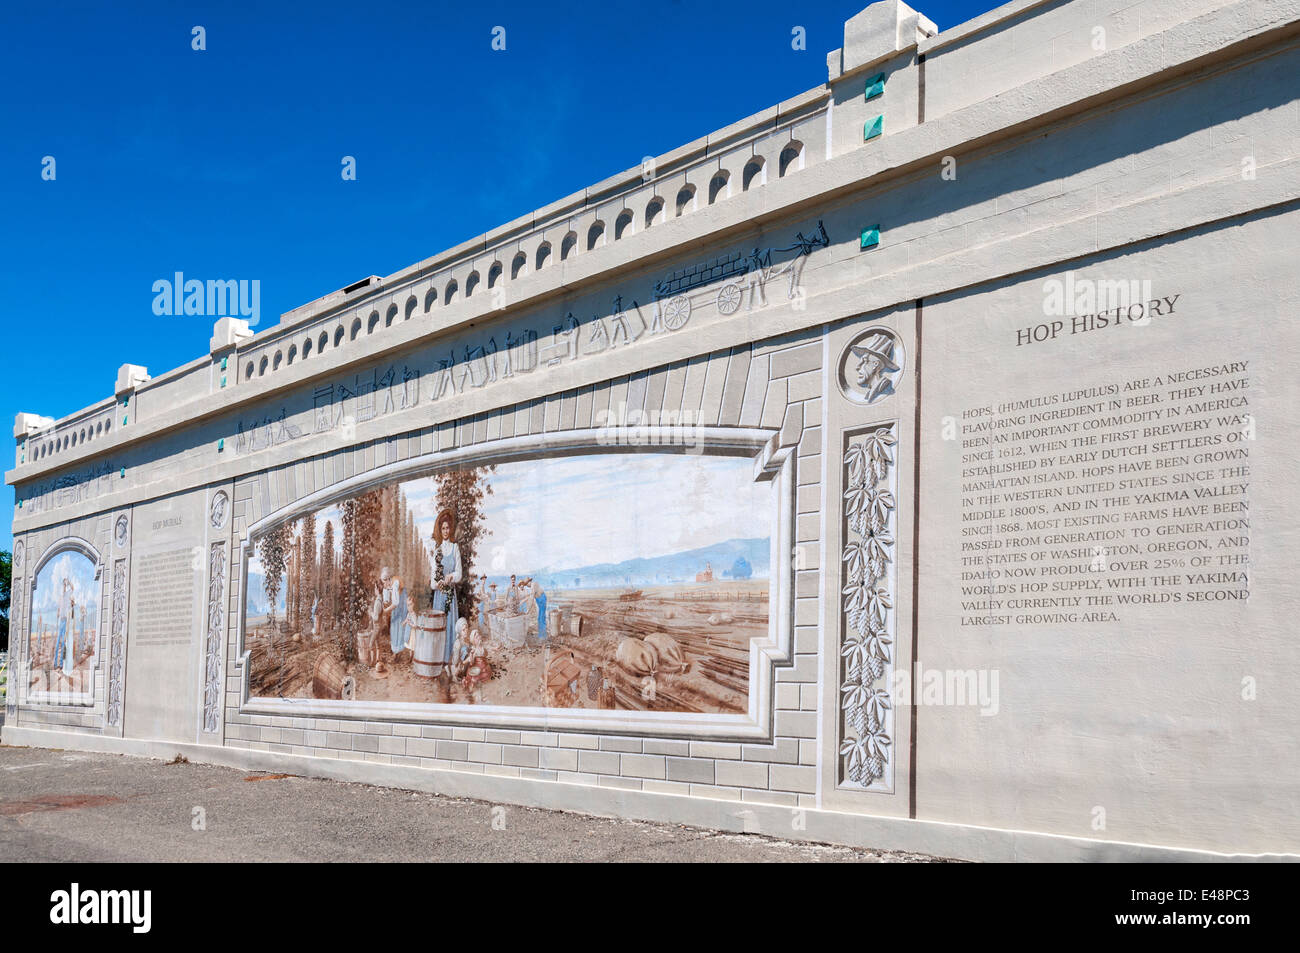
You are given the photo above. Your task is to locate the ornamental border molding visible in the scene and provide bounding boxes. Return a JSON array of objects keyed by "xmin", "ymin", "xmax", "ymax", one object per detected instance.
[
  {"xmin": 838, "ymin": 422, "xmax": 897, "ymax": 791},
  {"xmin": 7, "ymin": 581, "xmax": 21, "ymax": 713},
  {"xmin": 202, "ymin": 541, "xmax": 227, "ymax": 733},
  {"xmin": 107, "ymin": 557, "xmax": 127, "ymax": 727}
]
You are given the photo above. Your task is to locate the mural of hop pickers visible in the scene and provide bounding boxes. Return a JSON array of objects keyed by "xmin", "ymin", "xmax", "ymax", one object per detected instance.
[
  {"xmin": 840, "ymin": 425, "xmax": 897, "ymax": 789},
  {"xmin": 243, "ymin": 452, "xmax": 774, "ymax": 715}
]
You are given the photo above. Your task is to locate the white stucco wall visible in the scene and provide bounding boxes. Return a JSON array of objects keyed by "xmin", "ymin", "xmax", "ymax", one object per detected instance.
[{"xmin": 7, "ymin": 0, "xmax": 1299, "ymax": 860}]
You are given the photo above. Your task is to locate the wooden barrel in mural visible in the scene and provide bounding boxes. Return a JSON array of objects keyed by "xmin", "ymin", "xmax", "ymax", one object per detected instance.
[
  {"xmin": 312, "ymin": 654, "xmax": 347, "ymax": 699},
  {"xmin": 411, "ymin": 613, "xmax": 446, "ymax": 679}
]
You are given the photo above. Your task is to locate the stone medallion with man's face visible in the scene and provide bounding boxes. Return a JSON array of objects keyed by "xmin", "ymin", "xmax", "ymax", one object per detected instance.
[
  {"xmin": 210, "ymin": 491, "xmax": 229, "ymax": 530},
  {"xmin": 838, "ymin": 327, "xmax": 904, "ymax": 405}
]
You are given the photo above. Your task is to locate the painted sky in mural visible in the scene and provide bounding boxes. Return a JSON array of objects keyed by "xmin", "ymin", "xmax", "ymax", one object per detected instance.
[
  {"xmin": 413, "ymin": 452, "xmax": 769, "ymax": 579},
  {"xmin": 31, "ymin": 551, "xmax": 99, "ymax": 631},
  {"xmin": 250, "ymin": 452, "xmax": 771, "ymax": 607}
]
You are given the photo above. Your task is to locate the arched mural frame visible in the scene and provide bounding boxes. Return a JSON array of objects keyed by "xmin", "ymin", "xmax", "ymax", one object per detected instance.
[
  {"xmin": 22, "ymin": 535, "xmax": 105, "ymax": 708},
  {"xmin": 29, "ymin": 535, "xmax": 103, "ymax": 584},
  {"xmin": 235, "ymin": 426, "xmax": 797, "ymax": 740}
]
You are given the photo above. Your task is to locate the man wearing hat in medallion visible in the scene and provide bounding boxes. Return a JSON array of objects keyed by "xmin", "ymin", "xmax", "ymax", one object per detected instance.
[{"xmin": 850, "ymin": 331, "xmax": 901, "ymax": 403}]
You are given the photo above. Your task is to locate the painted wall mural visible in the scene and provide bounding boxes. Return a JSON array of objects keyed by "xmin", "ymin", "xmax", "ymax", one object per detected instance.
[
  {"xmin": 25, "ymin": 549, "xmax": 100, "ymax": 705},
  {"xmin": 244, "ymin": 451, "xmax": 772, "ymax": 714}
]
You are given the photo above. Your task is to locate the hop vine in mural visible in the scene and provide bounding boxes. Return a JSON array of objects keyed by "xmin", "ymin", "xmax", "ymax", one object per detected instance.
[
  {"xmin": 839, "ymin": 424, "xmax": 896, "ymax": 789},
  {"xmin": 257, "ymin": 523, "xmax": 292, "ymax": 628}
]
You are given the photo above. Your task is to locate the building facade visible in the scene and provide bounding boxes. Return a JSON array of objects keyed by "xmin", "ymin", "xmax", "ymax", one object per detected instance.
[{"xmin": 7, "ymin": 0, "xmax": 1300, "ymax": 860}]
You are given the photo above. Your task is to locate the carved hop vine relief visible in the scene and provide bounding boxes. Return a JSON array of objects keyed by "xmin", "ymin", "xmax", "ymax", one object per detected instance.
[
  {"xmin": 202, "ymin": 542, "xmax": 227, "ymax": 733},
  {"xmin": 839, "ymin": 425, "xmax": 897, "ymax": 788},
  {"xmin": 107, "ymin": 559, "xmax": 126, "ymax": 726}
]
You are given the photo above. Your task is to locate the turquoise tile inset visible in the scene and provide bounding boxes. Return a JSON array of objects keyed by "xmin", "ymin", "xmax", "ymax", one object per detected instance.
[
  {"xmin": 865, "ymin": 72, "xmax": 885, "ymax": 100},
  {"xmin": 860, "ymin": 225, "xmax": 881, "ymax": 250},
  {"xmin": 864, "ymin": 115, "xmax": 883, "ymax": 141}
]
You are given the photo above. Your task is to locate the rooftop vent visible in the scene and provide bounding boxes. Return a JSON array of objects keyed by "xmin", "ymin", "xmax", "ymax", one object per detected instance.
[{"xmin": 343, "ymin": 276, "xmax": 381, "ymax": 294}]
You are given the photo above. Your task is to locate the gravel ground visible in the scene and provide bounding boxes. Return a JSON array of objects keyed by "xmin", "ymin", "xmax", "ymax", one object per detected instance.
[{"xmin": 0, "ymin": 744, "xmax": 949, "ymax": 862}]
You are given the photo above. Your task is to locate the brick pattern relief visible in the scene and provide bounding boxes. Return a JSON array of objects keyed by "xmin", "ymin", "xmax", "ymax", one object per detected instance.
[{"xmin": 219, "ymin": 331, "xmax": 825, "ymax": 806}]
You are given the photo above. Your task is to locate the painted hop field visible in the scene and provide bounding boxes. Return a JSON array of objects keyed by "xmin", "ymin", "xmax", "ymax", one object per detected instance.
[{"xmin": 247, "ymin": 578, "xmax": 767, "ymax": 713}]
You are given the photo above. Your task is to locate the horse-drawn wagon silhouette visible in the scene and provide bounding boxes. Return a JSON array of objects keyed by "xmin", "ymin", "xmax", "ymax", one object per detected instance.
[{"xmin": 652, "ymin": 220, "xmax": 829, "ymax": 330}]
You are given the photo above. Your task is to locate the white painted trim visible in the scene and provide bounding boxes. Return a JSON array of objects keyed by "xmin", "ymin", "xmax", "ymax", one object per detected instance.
[
  {"xmin": 30, "ymin": 534, "xmax": 102, "ymax": 580},
  {"xmin": 815, "ymin": 327, "xmax": 832, "ymax": 810},
  {"xmin": 919, "ymin": 0, "xmax": 1057, "ymax": 57},
  {"xmin": 21, "ymin": 685, "xmax": 97, "ymax": 707}
]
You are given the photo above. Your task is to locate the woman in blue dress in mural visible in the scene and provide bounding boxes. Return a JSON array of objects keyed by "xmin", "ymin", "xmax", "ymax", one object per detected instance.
[
  {"xmin": 430, "ymin": 508, "xmax": 462, "ymax": 669},
  {"xmin": 52, "ymin": 578, "xmax": 75, "ymax": 681},
  {"xmin": 532, "ymin": 579, "xmax": 547, "ymax": 641}
]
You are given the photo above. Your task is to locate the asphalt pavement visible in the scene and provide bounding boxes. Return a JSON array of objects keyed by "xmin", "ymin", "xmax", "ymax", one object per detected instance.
[{"xmin": 0, "ymin": 745, "xmax": 947, "ymax": 862}]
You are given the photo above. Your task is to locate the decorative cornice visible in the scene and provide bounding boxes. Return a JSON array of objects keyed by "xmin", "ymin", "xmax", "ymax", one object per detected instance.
[{"xmin": 9, "ymin": 1, "xmax": 1296, "ymax": 505}]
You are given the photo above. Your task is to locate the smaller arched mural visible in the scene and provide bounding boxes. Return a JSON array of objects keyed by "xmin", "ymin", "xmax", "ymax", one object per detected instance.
[{"xmin": 26, "ymin": 548, "xmax": 100, "ymax": 704}]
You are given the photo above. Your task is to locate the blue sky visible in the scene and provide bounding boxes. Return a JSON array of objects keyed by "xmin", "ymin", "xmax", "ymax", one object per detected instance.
[{"xmin": 0, "ymin": 0, "xmax": 997, "ymax": 553}]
